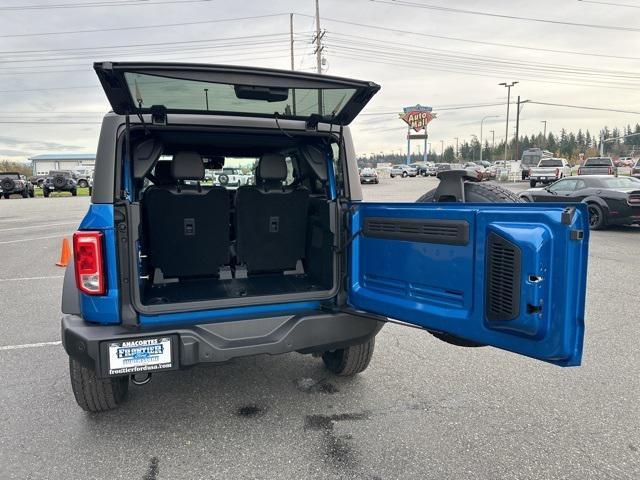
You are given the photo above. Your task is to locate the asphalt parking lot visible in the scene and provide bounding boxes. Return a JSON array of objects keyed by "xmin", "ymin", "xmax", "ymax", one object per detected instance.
[{"xmin": 1, "ymin": 178, "xmax": 638, "ymax": 480}]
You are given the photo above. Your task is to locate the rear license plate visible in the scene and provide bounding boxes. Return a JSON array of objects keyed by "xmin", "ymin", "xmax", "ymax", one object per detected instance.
[{"xmin": 107, "ymin": 337, "xmax": 174, "ymax": 376}]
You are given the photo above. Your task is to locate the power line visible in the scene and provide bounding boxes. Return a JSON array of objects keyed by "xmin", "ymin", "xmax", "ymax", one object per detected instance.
[
  {"xmin": 0, "ymin": 0, "xmax": 212, "ymax": 11},
  {"xmin": 577, "ymin": 0, "xmax": 640, "ymax": 8},
  {"xmin": 528, "ymin": 101, "xmax": 640, "ymax": 115},
  {"xmin": 369, "ymin": 0, "xmax": 640, "ymax": 32},
  {"xmin": 0, "ymin": 32, "xmax": 292, "ymax": 56},
  {"xmin": 295, "ymin": 14, "xmax": 640, "ymax": 61},
  {"xmin": 0, "ymin": 13, "xmax": 290, "ymax": 38}
]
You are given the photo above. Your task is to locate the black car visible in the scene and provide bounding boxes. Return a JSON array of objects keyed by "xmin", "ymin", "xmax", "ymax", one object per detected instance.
[
  {"xmin": 42, "ymin": 170, "xmax": 78, "ymax": 197},
  {"xmin": 0, "ymin": 172, "xmax": 35, "ymax": 199},
  {"xmin": 519, "ymin": 175, "xmax": 640, "ymax": 229}
]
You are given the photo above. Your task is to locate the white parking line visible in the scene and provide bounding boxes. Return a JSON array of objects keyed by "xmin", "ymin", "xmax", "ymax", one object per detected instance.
[
  {"xmin": 0, "ymin": 222, "xmax": 77, "ymax": 232},
  {"xmin": 0, "ymin": 275, "xmax": 64, "ymax": 282},
  {"xmin": 0, "ymin": 341, "xmax": 61, "ymax": 351},
  {"xmin": 0, "ymin": 234, "xmax": 65, "ymax": 245}
]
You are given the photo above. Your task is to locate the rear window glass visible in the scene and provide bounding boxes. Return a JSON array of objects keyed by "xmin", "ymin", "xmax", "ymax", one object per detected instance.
[
  {"xmin": 538, "ymin": 159, "xmax": 563, "ymax": 167},
  {"xmin": 585, "ymin": 158, "xmax": 612, "ymax": 166},
  {"xmin": 0, "ymin": 173, "xmax": 20, "ymax": 179},
  {"xmin": 125, "ymin": 72, "xmax": 356, "ymax": 118},
  {"xmin": 598, "ymin": 177, "xmax": 640, "ymax": 188}
]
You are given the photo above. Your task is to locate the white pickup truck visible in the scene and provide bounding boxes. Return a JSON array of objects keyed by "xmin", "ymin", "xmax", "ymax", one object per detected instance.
[{"xmin": 528, "ymin": 158, "xmax": 571, "ymax": 187}]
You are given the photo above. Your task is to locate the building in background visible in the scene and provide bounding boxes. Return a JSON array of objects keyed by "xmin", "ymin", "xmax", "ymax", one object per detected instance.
[{"xmin": 30, "ymin": 153, "xmax": 96, "ymax": 176}]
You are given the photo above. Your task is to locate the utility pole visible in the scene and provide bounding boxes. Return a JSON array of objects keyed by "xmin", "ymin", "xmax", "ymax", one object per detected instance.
[
  {"xmin": 313, "ymin": 0, "xmax": 324, "ymax": 114},
  {"xmin": 541, "ymin": 120, "xmax": 547, "ymax": 148},
  {"xmin": 490, "ymin": 130, "xmax": 495, "ymax": 153},
  {"xmin": 290, "ymin": 13, "xmax": 295, "ymax": 70},
  {"xmin": 289, "ymin": 13, "xmax": 297, "ymax": 115},
  {"xmin": 499, "ymin": 81, "xmax": 518, "ymax": 161},
  {"xmin": 514, "ymin": 96, "xmax": 529, "ymax": 163},
  {"xmin": 440, "ymin": 139, "xmax": 444, "ymax": 156},
  {"xmin": 313, "ymin": 0, "xmax": 324, "ymax": 74}
]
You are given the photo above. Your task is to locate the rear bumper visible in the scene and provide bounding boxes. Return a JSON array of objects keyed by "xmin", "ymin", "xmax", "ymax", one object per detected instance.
[{"xmin": 61, "ymin": 311, "xmax": 384, "ymax": 378}]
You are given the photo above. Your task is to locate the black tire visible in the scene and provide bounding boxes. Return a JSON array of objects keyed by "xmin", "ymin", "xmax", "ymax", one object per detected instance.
[
  {"xmin": 421, "ymin": 171, "xmax": 427, "ymax": 177},
  {"xmin": 402, "ymin": 171, "xmax": 408, "ymax": 178},
  {"xmin": 69, "ymin": 358, "xmax": 129, "ymax": 412},
  {"xmin": 218, "ymin": 174, "xmax": 229, "ymax": 186},
  {"xmin": 3, "ymin": 193, "xmax": 10, "ymax": 199},
  {"xmin": 417, "ymin": 181, "xmax": 520, "ymax": 348},
  {"xmin": 21, "ymin": 189, "xmax": 28, "ymax": 198},
  {"xmin": 71, "ymin": 189, "xmax": 77, "ymax": 197},
  {"xmin": 88, "ymin": 186, "xmax": 93, "ymax": 196},
  {"xmin": 43, "ymin": 188, "xmax": 50, "ymax": 198},
  {"xmin": 322, "ymin": 338, "xmax": 375, "ymax": 376},
  {"xmin": 416, "ymin": 180, "xmax": 522, "ymax": 204},
  {"xmin": 390, "ymin": 174, "xmax": 395, "ymax": 178},
  {"xmin": 78, "ymin": 179, "xmax": 88, "ymax": 188},
  {"xmin": 587, "ymin": 203, "xmax": 606, "ymax": 230},
  {"xmin": 29, "ymin": 188, "xmax": 35, "ymax": 198},
  {"xmin": 529, "ymin": 180, "xmax": 537, "ymax": 188}
]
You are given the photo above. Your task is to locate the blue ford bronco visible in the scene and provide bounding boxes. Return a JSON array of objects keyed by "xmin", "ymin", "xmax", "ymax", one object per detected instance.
[{"xmin": 61, "ymin": 62, "xmax": 589, "ymax": 412}]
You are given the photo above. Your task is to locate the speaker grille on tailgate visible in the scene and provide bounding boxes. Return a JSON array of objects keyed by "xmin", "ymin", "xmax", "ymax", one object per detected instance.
[
  {"xmin": 363, "ymin": 218, "xmax": 469, "ymax": 245},
  {"xmin": 486, "ymin": 232, "xmax": 521, "ymax": 321}
]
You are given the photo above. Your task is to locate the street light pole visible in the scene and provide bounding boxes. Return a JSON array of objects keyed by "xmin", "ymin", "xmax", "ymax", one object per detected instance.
[
  {"xmin": 541, "ymin": 120, "xmax": 547, "ymax": 147},
  {"xmin": 480, "ymin": 115, "xmax": 499, "ymax": 164},
  {"xmin": 440, "ymin": 139, "xmax": 444, "ymax": 157},
  {"xmin": 499, "ymin": 81, "xmax": 518, "ymax": 161},
  {"xmin": 454, "ymin": 137, "xmax": 459, "ymax": 159}
]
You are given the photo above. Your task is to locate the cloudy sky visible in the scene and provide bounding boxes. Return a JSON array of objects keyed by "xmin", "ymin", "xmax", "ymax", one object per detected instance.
[{"xmin": 0, "ymin": 0, "xmax": 639, "ymax": 161}]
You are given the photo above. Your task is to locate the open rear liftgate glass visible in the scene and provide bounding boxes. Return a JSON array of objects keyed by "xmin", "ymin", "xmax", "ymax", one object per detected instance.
[{"xmin": 348, "ymin": 203, "xmax": 589, "ymax": 366}]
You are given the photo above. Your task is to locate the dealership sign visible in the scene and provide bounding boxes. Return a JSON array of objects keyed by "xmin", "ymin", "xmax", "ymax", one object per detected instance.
[{"xmin": 400, "ymin": 104, "xmax": 436, "ymax": 132}]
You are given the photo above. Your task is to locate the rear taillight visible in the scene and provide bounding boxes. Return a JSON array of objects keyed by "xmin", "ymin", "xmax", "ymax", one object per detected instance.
[{"xmin": 73, "ymin": 231, "xmax": 105, "ymax": 295}]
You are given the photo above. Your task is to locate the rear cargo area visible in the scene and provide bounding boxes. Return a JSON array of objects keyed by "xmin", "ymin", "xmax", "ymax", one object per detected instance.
[{"xmin": 125, "ymin": 128, "xmax": 338, "ymax": 311}]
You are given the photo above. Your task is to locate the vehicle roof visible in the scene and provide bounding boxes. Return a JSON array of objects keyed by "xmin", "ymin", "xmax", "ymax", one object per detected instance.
[{"xmin": 0, "ymin": 171, "xmax": 22, "ymax": 174}]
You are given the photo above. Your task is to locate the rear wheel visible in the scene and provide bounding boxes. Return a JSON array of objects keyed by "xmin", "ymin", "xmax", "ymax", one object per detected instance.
[
  {"xmin": 43, "ymin": 188, "xmax": 50, "ymax": 198},
  {"xmin": 71, "ymin": 189, "xmax": 77, "ymax": 197},
  {"xmin": 3, "ymin": 193, "xmax": 10, "ymax": 199},
  {"xmin": 29, "ymin": 188, "xmax": 35, "ymax": 198},
  {"xmin": 69, "ymin": 358, "xmax": 129, "ymax": 412},
  {"xmin": 402, "ymin": 171, "xmax": 408, "ymax": 178},
  {"xmin": 530, "ymin": 180, "xmax": 537, "ymax": 188},
  {"xmin": 77, "ymin": 179, "xmax": 88, "ymax": 188},
  {"xmin": 322, "ymin": 338, "xmax": 375, "ymax": 376},
  {"xmin": 587, "ymin": 203, "xmax": 606, "ymax": 230},
  {"xmin": 21, "ymin": 189, "xmax": 28, "ymax": 198}
]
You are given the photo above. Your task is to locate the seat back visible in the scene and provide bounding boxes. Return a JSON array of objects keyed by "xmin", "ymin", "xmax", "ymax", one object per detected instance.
[
  {"xmin": 143, "ymin": 151, "xmax": 229, "ymax": 278},
  {"xmin": 236, "ymin": 154, "xmax": 309, "ymax": 273}
]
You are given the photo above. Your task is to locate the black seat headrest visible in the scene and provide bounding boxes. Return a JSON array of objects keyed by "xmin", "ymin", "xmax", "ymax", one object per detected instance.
[
  {"xmin": 153, "ymin": 161, "xmax": 173, "ymax": 185},
  {"xmin": 172, "ymin": 151, "xmax": 204, "ymax": 180},
  {"xmin": 257, "ymin": 153, "xmax": 287, "ymax": 182}
]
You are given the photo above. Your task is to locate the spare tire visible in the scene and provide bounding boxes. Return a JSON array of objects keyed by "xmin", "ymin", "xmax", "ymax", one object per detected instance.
[
  {"xmin": 218, "ymin": 174, "xmax": 229, "ymax": 186},
  {"xmin": 416, "ymin": 181, "xmax": 521, "ymax": 348},
  {"xmin": 417, "ymin": 181, "xmax": 522, "ymax": 203},
  {"xmin": 1, "ymin": 177, "xmax": 15, "ymax": 191},
  {"xmin": 53, "ymin": 175, "xmax": 66, "ymax": 189}
]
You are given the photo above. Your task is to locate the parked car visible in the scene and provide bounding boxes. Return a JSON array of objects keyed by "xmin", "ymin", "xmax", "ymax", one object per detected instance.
[
  {"xmin": 631, "ymin": 158, "xmax": 640, "ymax": 179},
  {"xmin": 359, "ymin": 167, "xmax": 379, "ymax": 184},
  {"xmin": 61, "ymin": 62, "xmax": 588, "ymax": 412},
  {"xmin": 42, "ymin": 170, "xmax": 78, "ymax": 197},
  {"xmin": 519, "ymin": 175, "xmax": 640, "ymax": 229},
  {"xmin": 71, "ymin": 167, "xmax": 94, "ymax": 189},
  {"xmin": 528, "ymin": 158, "xmax": 571, "ymax": 187},
  {"xmin": 578, "ymin": 157, "xmax": 616, "ymax": 176},
  {"xmin": 435, "ymin": 163, "xmax": 451, "ymax": 174},
  {"xmin": 0, "ymin": 172, "xmax": 35, "ymax": 199},
  {"xmin": 211, "ymin": 167, "xmax": 252, "ymax": 186},
  {"xmin": 408, "ymin": 162, "xmax": 435, "ymax": 177},
  {"xmin": 464, "ymin": 163, "xmax": 486, "ymax": 181},
  {"xmin": 389, "ymin": 164, "xmax": 418, "ymax": 178}
]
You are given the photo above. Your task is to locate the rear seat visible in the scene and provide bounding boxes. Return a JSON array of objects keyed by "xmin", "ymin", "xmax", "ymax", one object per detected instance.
[{"xmin": 143, "ymin": 151, "xmax": 229, "ymax": 278}]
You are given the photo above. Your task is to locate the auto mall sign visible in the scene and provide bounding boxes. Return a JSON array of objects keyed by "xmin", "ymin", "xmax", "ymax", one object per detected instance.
[{"xmin": 399, "ymin": 104, "xmax": 436, "ymax": 132}]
